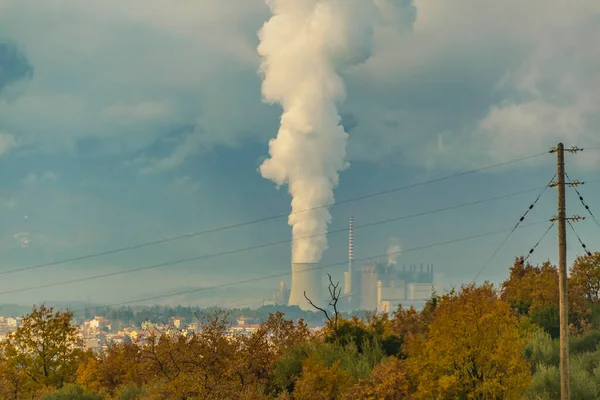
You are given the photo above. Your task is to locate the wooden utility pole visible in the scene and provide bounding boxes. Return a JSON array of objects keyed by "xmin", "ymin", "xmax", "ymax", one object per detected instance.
[{"xmin": 556, "ymin": 142, "xmax": 570, "ymax": 400}]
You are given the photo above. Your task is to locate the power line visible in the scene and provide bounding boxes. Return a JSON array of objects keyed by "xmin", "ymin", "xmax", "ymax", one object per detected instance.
[
  {"xmin": 565, "ymin": 172, "xmax": 600, "ymax": 230},
  {"xmin": 471, "ymin": 174, "xmax": 556, "ymax": 282},
  {"xmin": 0, "ymin": 187, "xmax": 543, "ymax": 296},
  {"xmin": 567, "ymin": 220, "xmax": 592, "ymax": 256},
  {"xmin": 71, "ymin": 220, "xmax": 549, "ymax": 314},
  {"xmin": 522, "ymin": 223, "xmax": 556, "ymax": 264},
  {"xmin": 0, "ymin": 152, "xmax": 548, "ymax": 277}
]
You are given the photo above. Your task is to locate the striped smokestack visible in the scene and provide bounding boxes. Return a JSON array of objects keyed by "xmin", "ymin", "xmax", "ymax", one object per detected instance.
[
  {"xmin": 344, "ymin": 216, "xmax": 355, "ymax": 295},
  {"xmin": 349, "ymin": 216, "xmax": 355, "ymax": 262}
]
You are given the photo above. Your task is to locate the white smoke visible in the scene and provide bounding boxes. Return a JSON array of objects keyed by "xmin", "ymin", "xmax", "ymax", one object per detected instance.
[
  {"xmin": 387, "ymin": 239, "xmax": 402, "ymax": 266},
  {"xmin": 258, "ymin": 0, "xmax": 381, "ymax": 263}
]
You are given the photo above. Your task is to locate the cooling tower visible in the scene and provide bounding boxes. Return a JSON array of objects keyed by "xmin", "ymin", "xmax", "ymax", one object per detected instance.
[{"xmin": 288, "ymin": 262, "xmax": 324, "ymax": 310}]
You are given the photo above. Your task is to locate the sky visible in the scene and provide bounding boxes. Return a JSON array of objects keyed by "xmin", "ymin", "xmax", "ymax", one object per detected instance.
[{"xmin": 0, "ymin": 0, "xmax": 599, "ymax": 309}]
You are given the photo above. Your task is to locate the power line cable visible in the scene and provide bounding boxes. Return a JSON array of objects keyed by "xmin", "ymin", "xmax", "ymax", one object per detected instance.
[
  {"xmin": 0, "ymin": 187, "xmax": 543, "ymax": 296},
  {"xmin": 567, "ymin": 220, "xmax": 592, "ymax": 256},
  {"xmin": 565, "ymin": 172, "xmax": 600, "ymax": 230},
  {"xmin": 72, "ymin": 220, "xmax": 549, "ymax": 314},
  {"xmin": 471, "ymin": 174, "xmax": 556, "ymax": 282},
  {"xmin": 522, "ymin": 222, "xmax": 556, "ymax": 264},
  {"xmin": 0, "ymin": 152, "xmax": 549, "ymax": 277}
]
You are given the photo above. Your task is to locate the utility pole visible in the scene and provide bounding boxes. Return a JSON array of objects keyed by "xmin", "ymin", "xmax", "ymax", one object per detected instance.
[
  {"xmin": 556, "ymin": 143, "xmax": 569, "ymax": 400},
  {"xmin": 550, "ymin": 143, "xmax": 585, "ymax": 400}
]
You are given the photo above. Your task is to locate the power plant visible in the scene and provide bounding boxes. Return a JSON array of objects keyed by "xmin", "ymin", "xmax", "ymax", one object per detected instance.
[
  {"xmin": 272, "ymin": 217, "xmax": 442, "ymax": 312},
  {"xmin": 287, "ymin": 262, "xmax": 324, "ymax": 310}
]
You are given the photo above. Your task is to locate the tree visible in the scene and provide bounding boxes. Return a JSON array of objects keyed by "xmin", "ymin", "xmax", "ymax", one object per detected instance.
[
  {"xmin": 570, "ymin": 253, "xmax": 600, "ymax": 303},
  {"xmin": 410, "ymin": 283, "xmax": 531, "ymax": 399},
  {"xmin": 569, "ymin": 252, "xmax": 600, "ymax": 327},
  {"xmin": 39, "ymin": 383, "xmax": 102, "ymax": 400},
  {"xmin": 502, "ymin": 260, "xmax": 559, "ymax": 315},
  {"xmin": 1, "ymin": 305, "xmax": 86, "ymax": 394},
  {"xmin": 348, "ymin": 356, "xmax": 414, "ymax": 400},
  {"xmin": 0, "ymin": 340, "xmax": 34, "ymax": 399},
  {"xmin": 292, "ymin": 356, "xmax": 352, "ymax": 400},
  {"xmin": 77, "ymin": 342, "xmax": 143, "ymax": 396}
]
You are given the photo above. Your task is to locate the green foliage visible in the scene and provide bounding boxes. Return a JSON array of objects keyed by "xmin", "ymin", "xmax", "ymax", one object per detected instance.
[
  {"xmin": 40, "ymin": 384, "xmax": 103, "ymax": 400},
  {"xmin": 310, "ymin": 339, "xmax": 386, "ymax": 381},
  {"xmin": 589, "ymin": 303, "xmax": 600, "ymax": 328},
  {"xmin": 527, "ymin": 364, "xmax": 559, "ymax": 400},
  {"xmin": 570, "ymin": 329, "xmax": 600, "ymax": 354},
  {"xmin": 569, "ymin": 354, "xmax": 599, "ymax": 400},
  {"xmin": 270, "ymin": 336, "xmax": 386, "ymax": 395},
  {"xmin": 526, "ymin": 329, "xmax": 600, "ymax": 398},
  {"xmin": 326, "ymin": 318, "xmax": 403, "ymax": 358},
  {"xmin": 271, "ymin": 344, "xmax": 311, "ymax": 394},
  {"xmin": 530, "ymin": 305, "xmax": 560, "ymax": 339},
  {"xmin": 115, "ymin": 383, "xmax": 146, "ymax": 400},
  {"xmin": 524, "ymin": 330, "xmax": 560, "ymax": 370}
]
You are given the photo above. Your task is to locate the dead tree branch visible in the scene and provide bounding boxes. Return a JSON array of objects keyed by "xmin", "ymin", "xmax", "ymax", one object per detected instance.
[{"xmin": 304, "ymin": 273, "xmax": 342, "ymax": 337}]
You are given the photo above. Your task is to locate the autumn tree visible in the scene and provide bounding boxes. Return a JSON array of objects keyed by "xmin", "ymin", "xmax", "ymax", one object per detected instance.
[
  {"xmin": 569, "ymin": 252, "xmax": 600, "ymax": 328},
  {"xmin": 137, "ymin": 310, "xmax": 251, "ymax": 398},
  {"xmin": 292, "ymin": 356, "xmax": 353, "ymax": 400},
  {"xmin": 347, "ymin": 356, "xmax": 414, "ymax": 400},
  {"xmin": 570, "ymin": 252, "xmax": 600, "ymax": 303},
  {"xmin": 77, "ymin": 342, "xmax": 144, "ymax": 396},
  {"xmin": 502, "ymin": 259, "xmax": 559, "ymax": 314},
  {"xmin": 260, "ymin": 311, "xmax": 310, "ymax": 357},
  {"xmin": 0, "ymin": 340, "xmax": 34, "ymax": 399},
  {"xmin": 410, "ymin": 283, "xmax": 531, "ymax": 399},
  {"xmin": 0, "ymin": 305, "xmax": 86, "ymax": 396}
]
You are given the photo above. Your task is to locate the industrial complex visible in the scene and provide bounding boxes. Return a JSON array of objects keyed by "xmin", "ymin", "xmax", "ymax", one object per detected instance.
[{"xmin": 272, "ymin": 217, "xmax": 442, "ymax": 313}]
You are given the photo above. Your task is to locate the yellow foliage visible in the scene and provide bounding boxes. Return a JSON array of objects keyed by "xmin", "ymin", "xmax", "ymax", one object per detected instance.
[
  {"xmin": 293, "ymin": 356, "xmax": 353, "ymax": 400},
  {"xmin": 569, "ymin": 252, "xmax": 600, "ymax": 304},
  {"xmin": 347, "ymin": 356, "xmax": 414, "ymax": 400},
  {"xmin": 409, "ymin": 283, "xmax": 531, "ymax": 399}
]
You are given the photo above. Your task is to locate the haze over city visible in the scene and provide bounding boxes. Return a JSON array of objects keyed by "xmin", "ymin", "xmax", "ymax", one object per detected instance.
[{"xmin": 0, "ymin": 0, "xmax": 599, "ymax": 310}]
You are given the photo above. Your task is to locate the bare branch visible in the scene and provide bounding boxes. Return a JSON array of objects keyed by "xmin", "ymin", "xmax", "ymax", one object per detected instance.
[
  {"xmin": 327, "ymin": 274, "xmax": 341, "ymax": 333},
  {"xmin": 304, "ymin": 291, "xmax": 331, "ymax": 323}
]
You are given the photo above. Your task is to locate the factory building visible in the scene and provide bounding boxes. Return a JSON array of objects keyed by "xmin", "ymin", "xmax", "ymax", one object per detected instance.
[
  {"xmin": 340, "ymin": 217, "xmax": 441, "ymax": 313},
  {"xmin": 271, "ymin": 216, "xmax": 442, "ymax": 312}
]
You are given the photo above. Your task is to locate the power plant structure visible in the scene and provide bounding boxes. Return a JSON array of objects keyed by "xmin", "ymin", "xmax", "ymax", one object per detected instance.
[
  {"xmin": 287, "ymin": 262, "xmax": 324, "ymax": 310},
  {"xmin": 271, "ymin": 216, "xmax": 441, "ymax": 312}
]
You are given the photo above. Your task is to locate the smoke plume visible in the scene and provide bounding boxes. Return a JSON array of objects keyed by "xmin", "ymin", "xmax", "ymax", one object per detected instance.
[
  {"xmin": 258, "ymin": 0, "xmax": 379, "ymax": 263},
  {"xmin": 387, "ymin": 238, "xmax": 402, "ymax": 265}
]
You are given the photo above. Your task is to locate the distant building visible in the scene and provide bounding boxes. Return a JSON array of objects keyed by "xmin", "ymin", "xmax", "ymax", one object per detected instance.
[
  {"xmin": 171, "ymin": 317, "xmax": 185, "ymax": 330},
  {"xmin": 89, "ymin": 316, "xmax": 110, "ymax": 331},
  {"xmin": 342, "ymin": 261, "xmax": 441, "ymax": 313}
]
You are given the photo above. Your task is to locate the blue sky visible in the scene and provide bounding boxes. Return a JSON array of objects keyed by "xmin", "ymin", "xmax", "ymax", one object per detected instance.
[{"xmin": 0, "ymin": 0, "xmax": 599, "ymax": 308}]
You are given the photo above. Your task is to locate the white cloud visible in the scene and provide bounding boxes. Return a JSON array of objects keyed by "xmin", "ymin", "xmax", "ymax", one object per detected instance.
[
  {"xmin": 342, "ymin": 0, "xmax": 600, "ymax": 169},
  {"xmin": 173, "ymin": 175, "xmax": 201, "ymax": 192},
  {"xmin": 0, "ymin": 0, "xmax": 598, "ymax": 171},
  {"xmin": 0, "ymin": 0, "xmax": 272, "ymax": 159},
  {"xmin": 22, "ymin": 171, "xmax": 58, "ymax": 187},
  {"xmin": 0, "ymin": 132, "xmax": 17, "ymax": 156},
  {"xmin": 103, "ymin": 100, "xmax": 173, "ymax": 120},
  {"xmin": 0, "ymin": 196, "xmax": 17, "ymax": 209}
]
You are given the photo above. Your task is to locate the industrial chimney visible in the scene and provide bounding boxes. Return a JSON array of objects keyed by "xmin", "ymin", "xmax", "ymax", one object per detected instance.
[
  {"xmin": 344, "ymin": 216, "xmax": 354, "ymax": 295},
  {"xmin": 287, "ymin": 262, "xmax": 323, "ymax": 310}
]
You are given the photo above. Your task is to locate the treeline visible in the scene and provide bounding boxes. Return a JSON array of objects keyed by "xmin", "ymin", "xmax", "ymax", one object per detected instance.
[
  {"xmin": 82, "ymin": 304, "xmax": 335, "ymax": 329},
  {"xmin": 1, "ymin": 252, "xmax": 600, "ymax": 399}
]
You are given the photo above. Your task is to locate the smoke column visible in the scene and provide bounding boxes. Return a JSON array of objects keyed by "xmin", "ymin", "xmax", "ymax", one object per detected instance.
[
  {"xmin": 387, "ymin": 244, "xmax": 402, "ymax": 266},
  {"xmin": 258, "ymin": 0, "xmax": 379, "ymax": 263}
]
